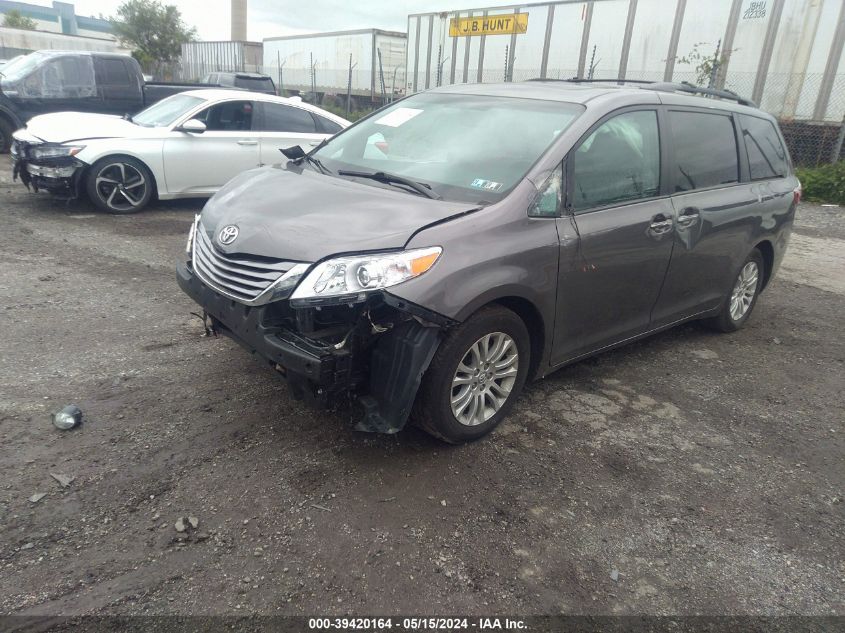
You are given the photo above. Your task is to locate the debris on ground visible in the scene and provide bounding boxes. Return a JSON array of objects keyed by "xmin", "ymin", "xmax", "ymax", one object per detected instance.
[
  {"xmin": 49, "ymin": 473, "xmax": 74, "ymax": 488},
  {"xmin": 28, "ymin": 493, "xmax": 47, "ymax": 503},
  {"xmin": 52, "ymin": 404, "xmax": 83, "ymax": 430}
]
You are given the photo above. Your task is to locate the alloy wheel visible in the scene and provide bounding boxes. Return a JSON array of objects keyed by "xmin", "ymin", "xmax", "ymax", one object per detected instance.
[
  {"xmin": 94, "ymin": 162, "xmax": 147, "ymax": 212},
  {"xmin": 451, "ymin": 332, "xmax": 519, "ymax": 426},
  {"xmin": 729, "ymin": 261, "xmax": 759, "ymax": 321}
]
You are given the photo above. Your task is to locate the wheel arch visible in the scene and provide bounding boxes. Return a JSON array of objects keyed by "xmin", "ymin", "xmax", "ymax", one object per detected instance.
[
  {"xmin": 456, "ymin": 290, "xmax": 548, "ymax": 381},
  {"xmin": 84, "ymin": 153, "xmax": 160, "ymax": 201},
  {"xmin": 754, "ymin": 239, "xmax": 775, "ymax": 289}
]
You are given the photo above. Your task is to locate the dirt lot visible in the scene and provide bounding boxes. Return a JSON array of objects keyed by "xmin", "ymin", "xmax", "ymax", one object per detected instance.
[{"xmin": 0, "ymin": 154, "xmax": 842, "ymax": 620}]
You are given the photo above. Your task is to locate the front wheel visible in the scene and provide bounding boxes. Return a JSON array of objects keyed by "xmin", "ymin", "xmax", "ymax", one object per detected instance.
[
  {"xmin": 704, "ymin": 249, "xmax": 765, "ymax": 332},
  {"xmin": 412, "ymin": 305, "xmax": 530, "ymax": 443},
  {"xmin": 85, "ymin": 156, "xmax": 154, "ymax": 213}
]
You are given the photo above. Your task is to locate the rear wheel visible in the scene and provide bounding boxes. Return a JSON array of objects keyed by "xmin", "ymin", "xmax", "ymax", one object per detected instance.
[
  {"xmin": 85, "ymin": 156, "xmax": 153, "ymax": 213},
  {"xmin": 704, "ymin": 249, "xmax": 765, "ymax": 332},
  {"xmin": 0, "ymin": 116, "xmax": 13, "ymax": 154},
  {"xmin": 412, "ymin": 305, "xmax": 530, "ymax": 443}
]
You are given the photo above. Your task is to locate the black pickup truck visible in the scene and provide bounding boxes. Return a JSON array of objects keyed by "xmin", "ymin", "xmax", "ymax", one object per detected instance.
[{"xmin": 0, "ymin": 50, "xmax": 207, "ymax": 152}]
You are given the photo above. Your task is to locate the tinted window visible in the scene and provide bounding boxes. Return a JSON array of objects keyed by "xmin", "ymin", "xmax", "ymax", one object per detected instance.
[
  {"xmin": 316, "ymin": 115, "xmax": 343, "ymax": 134},
  {"xmin": 740, "ymin": 115, "xmax": 788, "ymax": 179},
  {"xmin": 669, "ymin": 111, "xmax": 739, "ymax": 191},
  {"xmin": 235, "ymin": 76, "xmax": 274, "ymax": 92},
  {"xmin": 196, "ymin": 100, "xmax": 254, "ymax": 131},
  {"xmin": 98, "ymin": 59, "xmax": 131, "ymax": 85},
  {"xmin": 572, "ymin": 110, "xmax": 660, "ymax": 211},
  {"xmin": 262, "ymin": 103, "xmax": 316, "ymax": 133}
]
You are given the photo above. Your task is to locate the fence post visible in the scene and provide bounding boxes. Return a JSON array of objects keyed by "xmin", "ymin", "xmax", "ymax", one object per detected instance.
[
  {"xmin": 346, "ymin": 54, "xmax": 356, "ymax": 117},
  {"xmin": 377, "ymin": 48, "xmax": 387, "ymax": 106},
  {"xmin": 831, "ymin": 115, "xmax": 845, "ymax": 164}
]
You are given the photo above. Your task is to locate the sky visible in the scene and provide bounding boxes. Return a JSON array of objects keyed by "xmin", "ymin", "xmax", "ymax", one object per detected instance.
[{"xmin": 43, "ymin": 0, "xmax": 458, "ymax": 40}]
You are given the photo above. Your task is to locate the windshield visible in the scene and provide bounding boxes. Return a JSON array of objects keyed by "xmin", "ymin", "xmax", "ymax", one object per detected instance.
[
  {"xmin": 133, "ymin": 93, "xmax": 206, "ymax": 127},
  {"xmin": 0, "ymin": 51, "xmax": 48, "ymax": 83},
  {"xmin": 314, "ymin": 92, "xmax": 583, "ymax": 203}
]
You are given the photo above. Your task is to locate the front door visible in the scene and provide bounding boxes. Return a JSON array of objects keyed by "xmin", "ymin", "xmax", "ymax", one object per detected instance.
[
  {"xmin": 552, "ymin": 109, "xmax": 674, "ymax": 365},
  {"xmin": 163, "ymin": 99, "xmax": 260, "ymax": 195}
]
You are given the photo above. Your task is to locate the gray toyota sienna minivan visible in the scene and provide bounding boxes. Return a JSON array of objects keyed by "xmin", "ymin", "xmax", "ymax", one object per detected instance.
[{"xmin": 178, "ymin": 79, "xmax": 799, "ymax": 443}]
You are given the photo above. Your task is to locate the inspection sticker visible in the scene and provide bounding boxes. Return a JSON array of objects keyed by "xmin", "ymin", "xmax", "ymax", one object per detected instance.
[
  {"xmin": 470, "ymin": 178, "xmax": 503, "ymax": 192},
  {"xmin": 374, "ymin": 107, "xmax": 423, "ymax": 127}
]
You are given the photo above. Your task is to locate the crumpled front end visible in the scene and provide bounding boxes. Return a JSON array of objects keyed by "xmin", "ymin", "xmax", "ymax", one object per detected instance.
[
  {"xmin": 177, "ymin": 218, "xmax": 454, "ymax": 434},
  {"xmin": 11, "ymin": 133, "xmax": 86, "ymax": 198}
]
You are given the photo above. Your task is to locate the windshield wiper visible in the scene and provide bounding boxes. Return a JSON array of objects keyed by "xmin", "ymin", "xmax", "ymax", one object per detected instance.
[{"xmin": 337, "ymin": 170, "xmax": 441, "ymax": 200}]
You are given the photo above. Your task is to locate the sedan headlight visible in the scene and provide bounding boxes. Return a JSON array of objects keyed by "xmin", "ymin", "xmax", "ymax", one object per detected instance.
[
  {"xmin": 290, "ymin": 247, "xmax": 442, "ymax": 303},
  {"xmin": 29, "ymin": 145, "xmax": 85, "ymax": 159}
]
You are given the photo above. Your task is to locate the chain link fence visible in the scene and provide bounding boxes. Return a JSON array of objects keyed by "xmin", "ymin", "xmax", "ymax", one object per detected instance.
[{"xmin": 147, "ymin": 55, "xmax": 845, "ymax": 168}]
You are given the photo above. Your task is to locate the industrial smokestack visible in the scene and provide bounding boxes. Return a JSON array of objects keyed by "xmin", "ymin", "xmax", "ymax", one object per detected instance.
[{"xmin": 231, "ymin": 0, "xmax": 247, "ymax": 41}]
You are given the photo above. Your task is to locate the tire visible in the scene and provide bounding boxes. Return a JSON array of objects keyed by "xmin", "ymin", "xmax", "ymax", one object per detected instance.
[
  {"xmin": 704, "ymin": 249, "xmax": 765, "ymax": 333},
  {"xmin": 412, "ymin": 305, "xmax": 530, "ymax": 443},
  {"xmin": 85, "ymin": 156, "xmax": 154, "ymax": 213},
  {"xmin": 0, "ymin": 116, "xmax": 13, "ymax": 154}
]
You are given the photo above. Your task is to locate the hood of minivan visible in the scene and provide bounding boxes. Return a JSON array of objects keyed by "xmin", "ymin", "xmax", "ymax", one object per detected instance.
[
  {"xmin": 22, "ymin": 112, "xmax": 154, "ymax": 143},
  {"xmin": 201, "ymin": 164, "xmax": 478, "ymax": 262}
]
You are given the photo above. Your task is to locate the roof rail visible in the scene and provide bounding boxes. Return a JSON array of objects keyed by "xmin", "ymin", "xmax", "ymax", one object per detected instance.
[
  {"xmin": 647, "ymin": 81, "xmax": 758, "ymax": 108},
  {"xmin": 527, "ymin": 77, "xmax": 758, "ymax": 108},
  {"xmin": 528, "ymin": 77, "xmax": 656, "ymax": 85}
]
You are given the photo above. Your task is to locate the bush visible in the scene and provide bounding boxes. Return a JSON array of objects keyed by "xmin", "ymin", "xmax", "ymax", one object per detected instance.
[{"xmin": 796, "ymin": 161, "xmax": 845, "ymax": 205}]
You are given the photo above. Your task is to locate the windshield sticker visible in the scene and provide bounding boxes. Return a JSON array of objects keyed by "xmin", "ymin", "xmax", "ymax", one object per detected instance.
[
  {"xmin": 374, "ymin": 107, "xmax": 423, "ymax": 127},
  {"xmin": 470, "ymin": 178, "xmax": 503, "ymax": 192}
]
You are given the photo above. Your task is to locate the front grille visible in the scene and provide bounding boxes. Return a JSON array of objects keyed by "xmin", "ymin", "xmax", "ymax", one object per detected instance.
[{"xmin": 193, "ymin": 225, "xmax": 297, "ymax": 303}]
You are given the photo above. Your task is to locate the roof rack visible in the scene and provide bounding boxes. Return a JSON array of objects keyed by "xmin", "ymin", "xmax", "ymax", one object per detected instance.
[{"xmin": 528, "ymin": 77, "xmax": 758, "ymax": 108}]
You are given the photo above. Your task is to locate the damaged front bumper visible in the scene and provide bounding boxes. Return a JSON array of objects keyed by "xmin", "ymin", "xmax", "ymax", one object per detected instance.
[
  {"xmin": 11, "ymin": 139, "xmax": 85, "ymax": 197},
  {"xmin": 176, "ymin": 260, "xmax": 453, "ymax": 433}
]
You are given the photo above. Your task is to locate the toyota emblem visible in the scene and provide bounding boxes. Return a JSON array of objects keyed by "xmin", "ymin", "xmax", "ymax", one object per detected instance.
[{"xmin": 218, "ymin": 225, "xmax": 239, "ymax": 245}]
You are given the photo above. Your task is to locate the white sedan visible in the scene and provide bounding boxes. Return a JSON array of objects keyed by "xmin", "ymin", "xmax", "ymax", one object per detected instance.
[{"xmin": 10, "ymin": 89, "xmax": 350, "ymax": 213}]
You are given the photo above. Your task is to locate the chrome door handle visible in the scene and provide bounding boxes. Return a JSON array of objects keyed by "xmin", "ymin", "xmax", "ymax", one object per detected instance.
[
  {"xmin": 676, "ymin": 208, "xmax": 700, "ymax": 226},
  {"xmin": 237, "ymin": 140, "xmax": 258, "ymax": 146},
  {"xmin": 649, "ymin": 218, "xmax": 673, "ymax": 229}
]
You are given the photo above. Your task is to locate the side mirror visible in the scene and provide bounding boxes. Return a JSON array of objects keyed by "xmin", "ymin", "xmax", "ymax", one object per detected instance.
[
  {"xmin": 177, "ymin": 119, "xmax": 206, "ymax": 134},
  {"xmin": 528, "ymin": 167, "xmax": 564, "ymax": 218}
]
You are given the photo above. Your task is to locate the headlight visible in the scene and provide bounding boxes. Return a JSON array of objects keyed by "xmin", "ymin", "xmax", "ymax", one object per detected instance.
[
  {"xmin": 186, "ymin": 215, "xmax": 200, "ymax": 256},
  {"xmin": 29, "ymin": 145, "xmax": 85, "ymax": 159},
  {"xmin": 290, "ymin": 247, "xmax": 442, "ymax": 304}
]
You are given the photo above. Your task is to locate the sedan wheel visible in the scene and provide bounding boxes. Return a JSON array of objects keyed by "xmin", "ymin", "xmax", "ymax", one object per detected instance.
[
  {"xmin": 451, "ymin": 332, "xmax": 519, "ymax": 426},
  {"xmin": 86, "ymin": 157, "xmax": 153, "ymax": 213}
]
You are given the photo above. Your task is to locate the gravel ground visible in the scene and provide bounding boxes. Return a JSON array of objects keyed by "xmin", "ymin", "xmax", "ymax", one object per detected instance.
[{"xmin": 0, "ymin": 155, "xmax": 842, "ymax": 619}]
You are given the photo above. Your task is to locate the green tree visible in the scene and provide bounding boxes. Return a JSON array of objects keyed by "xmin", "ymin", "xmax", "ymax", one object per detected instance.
[
  {"xmin": 111, "ymin": 0, "xmax": 196, "ymax": 64},
  {"xmin": 2, "ymin": 9, "xmax": 38, "ymax": 30},
  {"xmin": 675, "ymin": 42, "xmax": 736, "ymax": 87}
]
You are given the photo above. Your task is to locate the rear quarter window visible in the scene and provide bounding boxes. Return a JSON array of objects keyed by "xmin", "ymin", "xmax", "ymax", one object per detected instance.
[
  {"xmin": 668, "ymin": 111, "xmax": 739, "ymax": 192},
  {"xmin": 740, "ymin": 114, "xmax": 789, "ymax": 179}
]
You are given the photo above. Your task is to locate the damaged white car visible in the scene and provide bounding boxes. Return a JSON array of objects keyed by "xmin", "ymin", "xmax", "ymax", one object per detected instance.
[{"xmin": 10, "ymin": 89, "xmax": 349, "ymax": 213}]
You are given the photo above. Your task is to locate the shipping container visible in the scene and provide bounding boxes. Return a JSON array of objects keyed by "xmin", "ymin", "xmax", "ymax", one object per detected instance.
[
  {"xmin": 263, "ymin": 29, "xmax": 407, "ymax": 101},
  {"xmin": 181, "ymin": 41, "xmax": 264, "ymax": 81},
  {"xmin": 407, "ymin": 0, "xmax": 845, "ymax": 123}
]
